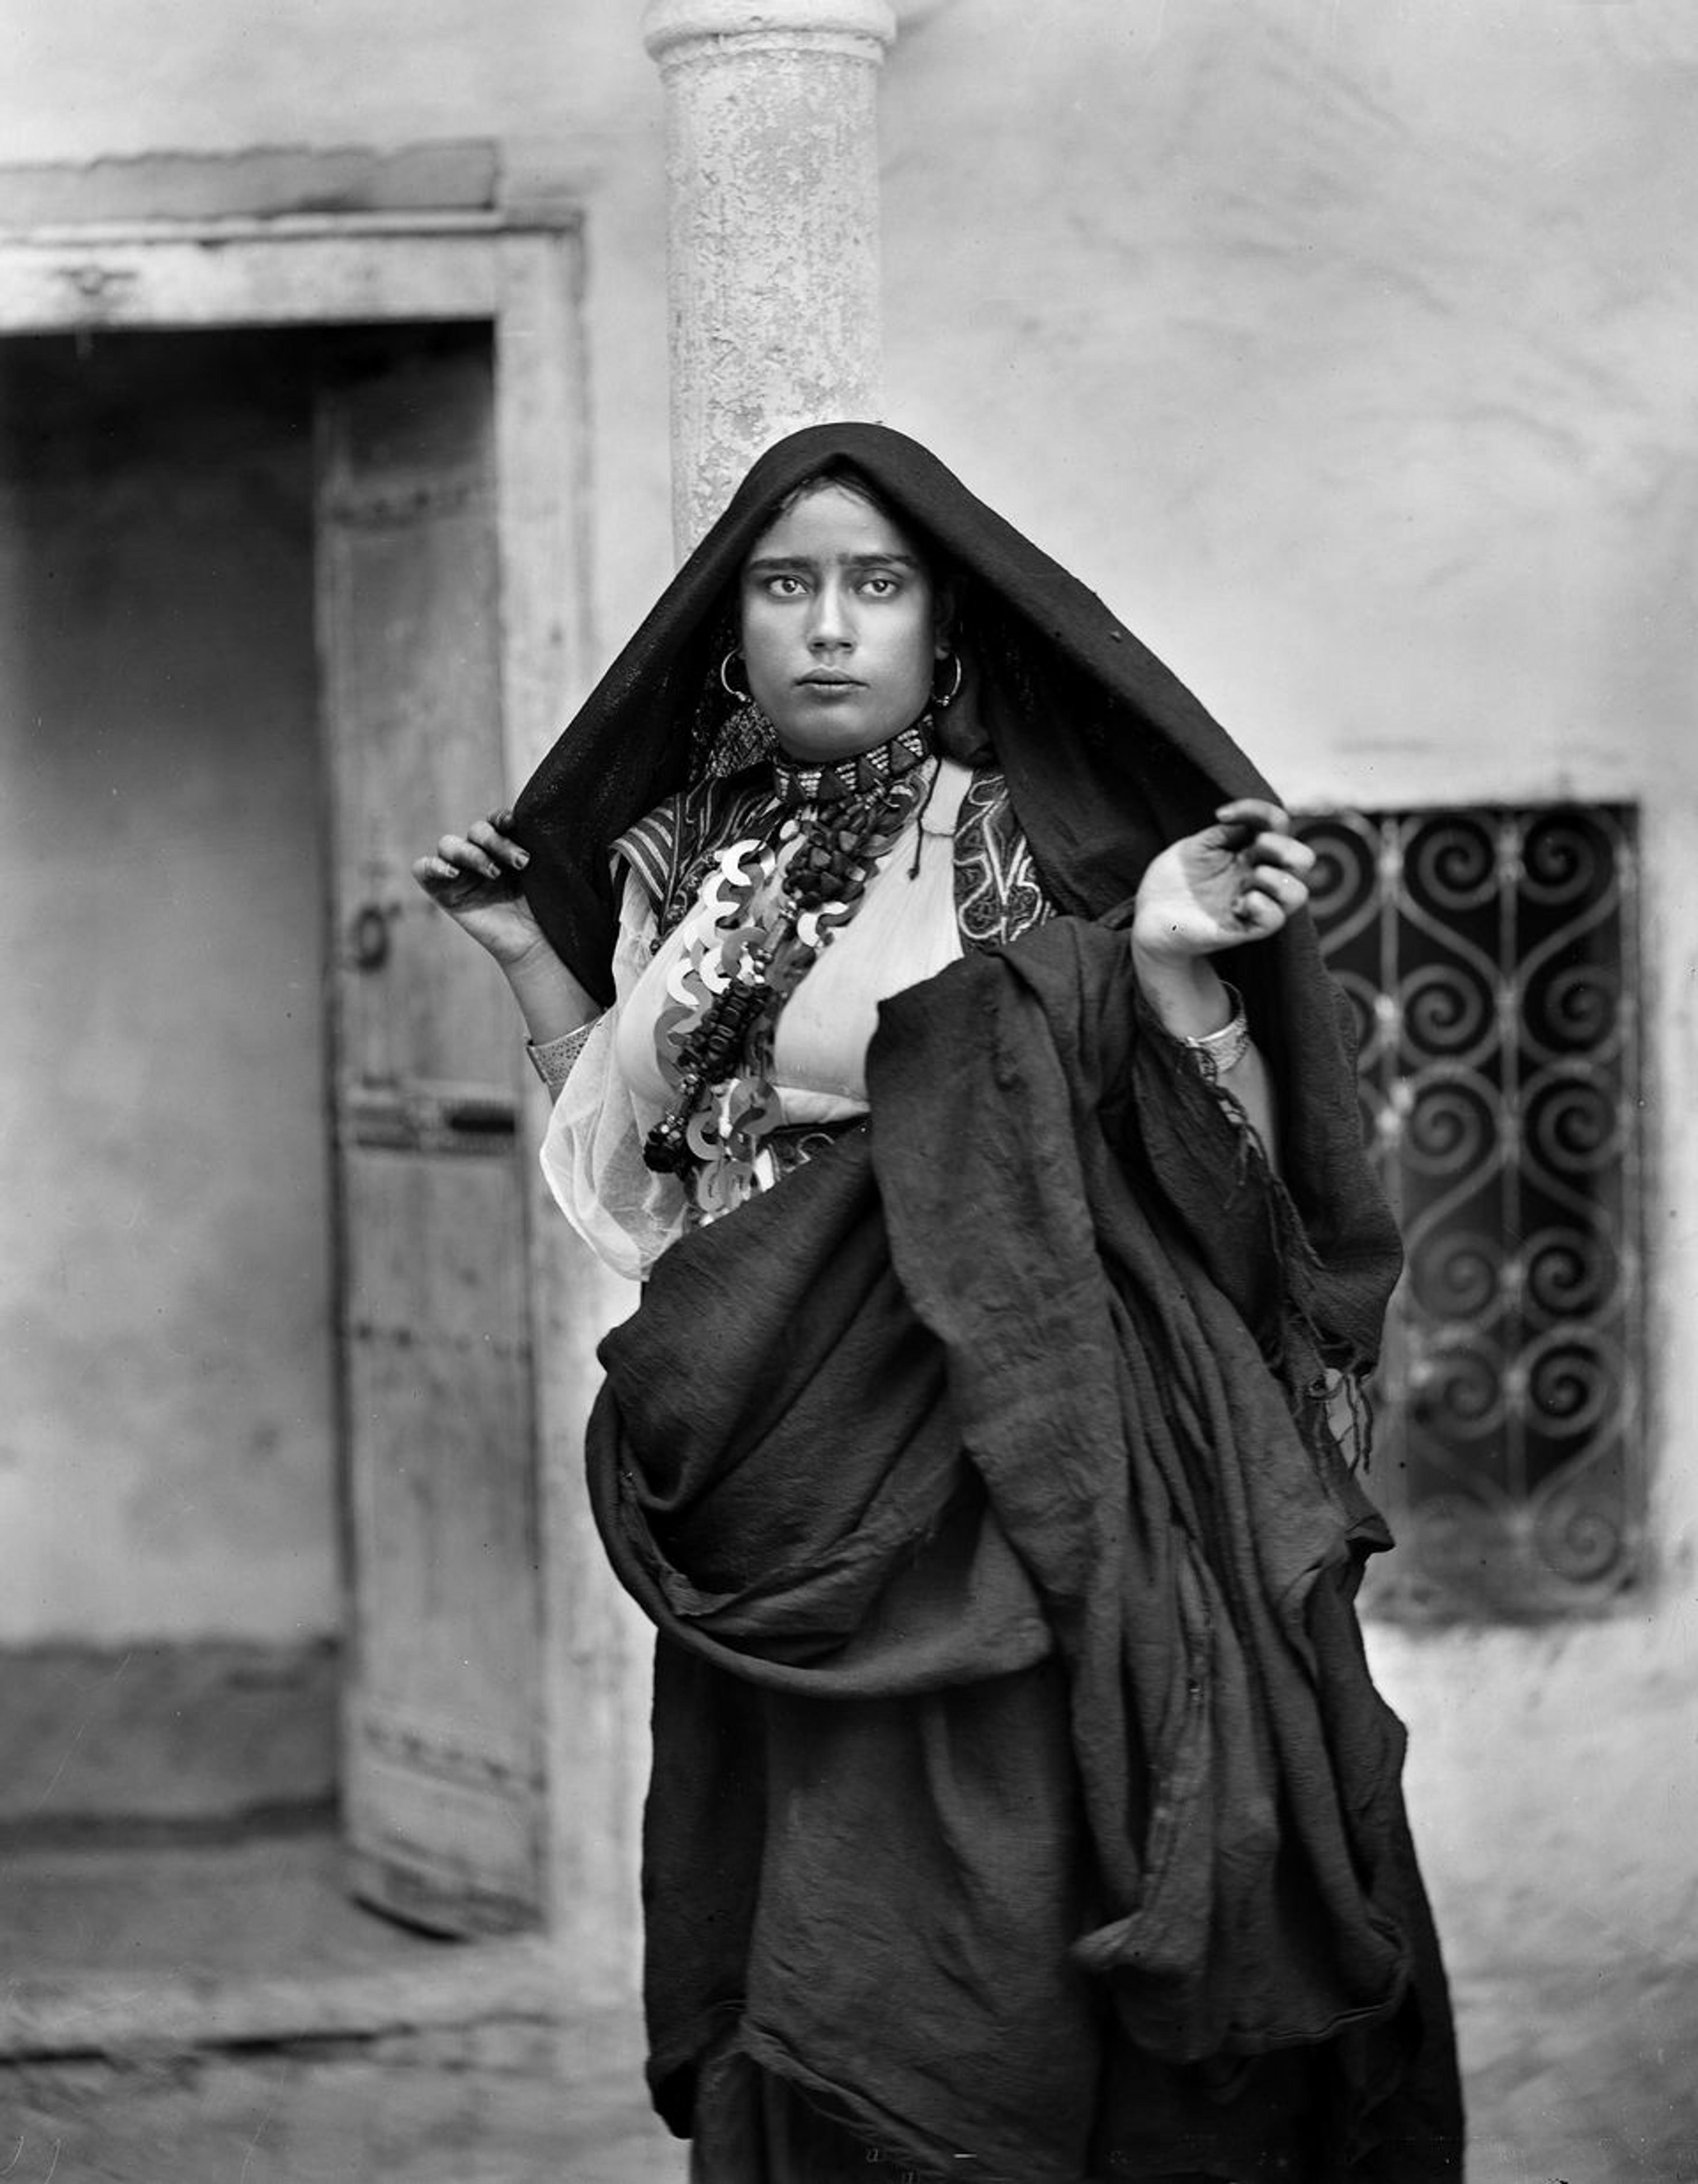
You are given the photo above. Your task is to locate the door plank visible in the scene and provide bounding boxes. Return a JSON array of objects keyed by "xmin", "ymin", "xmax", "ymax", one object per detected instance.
[{"xmin": 319, "ymin": 328, "xmax": 544, "ymax": 1936}]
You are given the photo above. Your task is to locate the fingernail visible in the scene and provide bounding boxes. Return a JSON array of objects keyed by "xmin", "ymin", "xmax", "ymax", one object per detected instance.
[{"xmin": 514, "ymin": 850, "xmax": 530, "ymax": 867}]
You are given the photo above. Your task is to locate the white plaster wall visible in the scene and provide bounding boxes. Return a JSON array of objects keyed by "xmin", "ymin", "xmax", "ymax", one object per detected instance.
[{"xmin": 883, "ymin": 0, "xmax": 1698, "ymax": 805}]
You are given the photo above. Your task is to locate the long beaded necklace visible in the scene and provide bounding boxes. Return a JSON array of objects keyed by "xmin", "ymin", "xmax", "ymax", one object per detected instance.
[{"xmin": 642, "ymin": 718, "xmax": 935, "ymax": 1214}]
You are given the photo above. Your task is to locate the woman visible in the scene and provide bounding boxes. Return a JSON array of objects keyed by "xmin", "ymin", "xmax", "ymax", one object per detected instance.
[{"xmin": 415, "ymin": 424, "xmax": 1464, "ymax": 2184}]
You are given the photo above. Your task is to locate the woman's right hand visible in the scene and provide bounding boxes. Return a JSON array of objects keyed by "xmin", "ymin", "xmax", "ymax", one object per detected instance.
[{"xmin": 412, "ymin": 809, "xmax": 548, "ymax": 969}]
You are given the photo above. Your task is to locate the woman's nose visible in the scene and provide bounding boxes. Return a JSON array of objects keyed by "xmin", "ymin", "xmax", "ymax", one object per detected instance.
[{"xmin": 807, "ymin": 580, "xmax": 853, "ymax": 649}]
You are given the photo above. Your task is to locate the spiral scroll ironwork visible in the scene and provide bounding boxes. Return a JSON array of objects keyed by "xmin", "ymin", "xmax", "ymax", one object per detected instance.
[{"xmin": 1297, "ymin": 805, "xmax": 1641, "ymax": 1619}]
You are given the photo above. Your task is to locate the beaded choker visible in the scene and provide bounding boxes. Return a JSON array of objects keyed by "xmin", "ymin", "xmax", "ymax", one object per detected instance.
[{"xmin": 770, "ymin": 719, "xmax": 932, "ymax": 807}]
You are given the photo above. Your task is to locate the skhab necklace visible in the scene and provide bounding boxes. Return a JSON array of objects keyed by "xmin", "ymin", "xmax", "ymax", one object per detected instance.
[{"xmin": 642, "ymin": 717, "xmax": 936, "ymax": 1209}]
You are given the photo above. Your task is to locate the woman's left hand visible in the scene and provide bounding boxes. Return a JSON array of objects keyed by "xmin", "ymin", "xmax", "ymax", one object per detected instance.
[{"xmin": 1132, "ymin": 798, "xmax": 1316, "ymax": 964}]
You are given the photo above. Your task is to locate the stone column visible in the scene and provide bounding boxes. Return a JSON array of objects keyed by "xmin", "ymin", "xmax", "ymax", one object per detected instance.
[{"xmin": 642, "ymin": 0, "xmax": 899, "ymax": 554}]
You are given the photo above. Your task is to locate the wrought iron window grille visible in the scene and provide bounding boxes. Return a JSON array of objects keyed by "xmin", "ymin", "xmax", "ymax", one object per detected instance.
[{"xmin": 1296, "ymin": 804, "xmax": 1644, "ymax": 1623}]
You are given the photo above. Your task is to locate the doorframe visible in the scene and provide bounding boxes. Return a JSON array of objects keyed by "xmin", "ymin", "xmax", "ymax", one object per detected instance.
[{"xmin": 0, "ymin": 213, "xmax": 647, "ymax": 1993}]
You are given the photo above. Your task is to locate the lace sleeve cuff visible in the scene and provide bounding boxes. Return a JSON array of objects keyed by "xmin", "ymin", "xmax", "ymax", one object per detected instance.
[{"xmin": 526, "ymin": 1023, "xmax": 597, "ymax": 1096}]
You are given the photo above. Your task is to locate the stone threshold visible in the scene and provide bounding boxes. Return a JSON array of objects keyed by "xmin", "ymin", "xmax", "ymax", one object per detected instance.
[{"xmin": 0, "ymin": 1933, "xmax": 624, "ymax": 2064}]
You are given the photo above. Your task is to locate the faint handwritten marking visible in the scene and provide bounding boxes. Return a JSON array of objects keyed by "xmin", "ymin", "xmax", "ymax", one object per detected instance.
[
  {"xmin": 39, "ymin": 2147, "xmax": 61, "ymax": 2184},
  {"xmin": 1, "ymin": 2137, "xmax": 22, "ymax": 2178}
]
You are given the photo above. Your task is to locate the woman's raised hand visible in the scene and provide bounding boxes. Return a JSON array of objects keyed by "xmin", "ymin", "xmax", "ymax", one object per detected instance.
[
  {"xmin": 412, "ymin": 809, "xmax": 547, "ymax": 968},
  {"xmin": 1132, "ymin": 798, "xmax": 1316, "ymax": 963},
  {"xmin": 414, "ymin": 810, "xmax": 599, "ymax": 1048}
]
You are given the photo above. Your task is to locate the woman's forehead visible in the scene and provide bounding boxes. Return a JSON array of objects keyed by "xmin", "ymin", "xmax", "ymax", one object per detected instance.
[{"xmin": 745, "ymin": 478, "xmax": 925, "ymax": 569}]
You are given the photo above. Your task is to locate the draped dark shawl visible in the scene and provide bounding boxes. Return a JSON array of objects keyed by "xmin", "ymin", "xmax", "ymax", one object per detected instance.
[{"xmin": 510, "ymin": 424, "xmax": 1463, "ymax": 2180}]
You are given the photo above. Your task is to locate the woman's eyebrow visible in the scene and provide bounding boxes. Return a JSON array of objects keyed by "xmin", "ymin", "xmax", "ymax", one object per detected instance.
[{"xmin": 744, "ymin": 550, "xmax": 922, "ymax": 575}]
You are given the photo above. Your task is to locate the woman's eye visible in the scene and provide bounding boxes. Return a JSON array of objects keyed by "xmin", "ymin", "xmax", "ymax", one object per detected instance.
[
  {"xmin": 860, "ymin": 575, "xmax": 899, "ymax": 598},
  {"xmin": 767, "ymin": 575, "xmax": 806, "ymax": 598}
]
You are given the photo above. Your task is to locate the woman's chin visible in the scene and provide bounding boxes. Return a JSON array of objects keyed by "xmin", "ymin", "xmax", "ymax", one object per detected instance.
[{"xmin": 770, "ymin": 709, "xmax": 917, "ymax": 764}]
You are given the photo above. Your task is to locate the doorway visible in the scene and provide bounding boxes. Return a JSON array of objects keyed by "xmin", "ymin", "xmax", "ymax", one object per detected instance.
[
  {"xmin": 0, "ymin": 313, "xmax": 545, "ymax": 1975},
  {"xmin": 0, "ymin": 319, "xmax": 433, "ymax": 2054}
]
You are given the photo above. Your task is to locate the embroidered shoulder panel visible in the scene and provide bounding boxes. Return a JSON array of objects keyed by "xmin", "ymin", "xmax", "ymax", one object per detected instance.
[
  {"xmin": 615, "ymin": 774, "xmax": 783, "ymax": 938},
  {"xmin": 954, "ymin": 769, "xmax": 1059, "ymax": 950}
]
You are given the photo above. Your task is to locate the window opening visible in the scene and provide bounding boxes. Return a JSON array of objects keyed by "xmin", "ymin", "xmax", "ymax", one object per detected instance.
[{"xmin": 1297, "ymin": 805, "xmax": 1644, "ymax": 1621}]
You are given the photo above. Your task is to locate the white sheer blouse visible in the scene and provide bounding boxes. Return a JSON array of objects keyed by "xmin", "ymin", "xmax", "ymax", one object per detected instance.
[{"xmin": 540, "ymin": 759, "xmax": 976, "ymax": 1281}]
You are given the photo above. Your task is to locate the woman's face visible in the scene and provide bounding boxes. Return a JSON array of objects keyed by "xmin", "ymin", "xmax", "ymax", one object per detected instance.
[{"xmin": 738, "ymin": 481, "xmax": 947, "ymax": 762}]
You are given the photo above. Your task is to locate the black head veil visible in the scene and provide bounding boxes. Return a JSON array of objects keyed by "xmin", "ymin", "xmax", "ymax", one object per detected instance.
[{"xmin": 512, "ymin": 420, "xmax": 1277, "ymax": 1001}]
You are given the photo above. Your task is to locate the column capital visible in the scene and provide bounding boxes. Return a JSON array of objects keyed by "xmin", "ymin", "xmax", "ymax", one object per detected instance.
[{"xmin": 642, "ymin": 0, "xmax": 897, "ymax": 65}]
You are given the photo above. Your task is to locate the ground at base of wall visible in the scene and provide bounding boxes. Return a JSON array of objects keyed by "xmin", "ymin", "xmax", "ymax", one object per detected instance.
[
  {"xmin": 4, "ymin": 1955, "xmax": 1697, "ymax": 2183},
  {"xmin": 2, "ymin": 1651, "xmax": 1694, "ymax": 2182},
  {"xmin": 0, "ymin": 2035, "xmax": 685, "ymax": 2184},
  {"xmin": 0, "ymin": 1823, "xmax": 683, "ymax": 2181},
  {"xmin": 1458, "ymin": 1957, "xmax": 1698, "ymax": 2184}
]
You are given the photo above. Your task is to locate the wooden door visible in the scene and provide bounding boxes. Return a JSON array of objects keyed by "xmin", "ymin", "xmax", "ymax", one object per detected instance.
[{"xmin": 318, "ymin": 326, "xmax": 544, "ymax": 1936}]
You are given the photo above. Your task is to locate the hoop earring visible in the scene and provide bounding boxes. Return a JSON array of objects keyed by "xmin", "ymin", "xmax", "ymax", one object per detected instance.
[
  {"xmin": 932, "ymin": 652, "xmax": 964, "ymax": 710},
  {"xmin": 704, "ymin": 647, "xmax": 776, "ymax": 777}
]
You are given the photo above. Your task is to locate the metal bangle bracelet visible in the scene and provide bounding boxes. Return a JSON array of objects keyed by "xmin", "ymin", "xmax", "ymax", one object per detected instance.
[{"xmin": 1182, "ymin": 983, "xmax": 1251, "ymax": 1078}]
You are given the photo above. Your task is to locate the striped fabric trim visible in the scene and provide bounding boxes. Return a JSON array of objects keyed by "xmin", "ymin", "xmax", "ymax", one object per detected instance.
[{"xmin": 614, "ymin": 775, "xmax": 784, "ymax": 939}]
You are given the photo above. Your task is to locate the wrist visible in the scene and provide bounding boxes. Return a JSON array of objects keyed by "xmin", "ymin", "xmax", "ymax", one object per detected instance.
[
  {"xmin": 493, "ymin": 929, "xmax": 559, "ymax": 977},
  {"xmin": 502, "ymin": 935, "xmax": 599, "ymax": 1044},
  {"xmin": 1129, "ymin": 936, "xmax": 1232, "ymax": 1040}
]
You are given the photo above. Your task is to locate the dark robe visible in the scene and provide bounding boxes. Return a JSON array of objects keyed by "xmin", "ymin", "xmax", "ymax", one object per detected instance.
[{"xmin": 585, "ymin": 921, "xmax": 1461, "ymax": 2183}]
